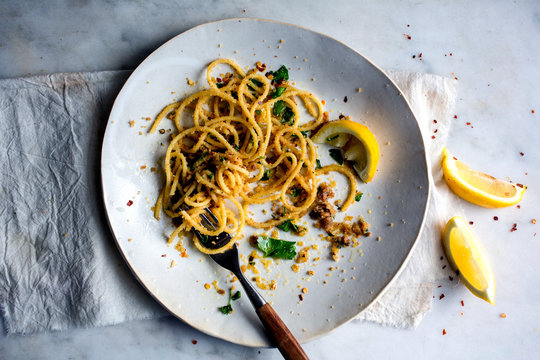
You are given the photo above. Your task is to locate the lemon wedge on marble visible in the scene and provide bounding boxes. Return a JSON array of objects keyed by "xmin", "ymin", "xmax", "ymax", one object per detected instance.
[
  {"xmin": 441, "ymin": 148, "xmax": 526, "ymax": 208},
  {"xmin": 443, "ymin": 216, "xmax": 495, "ymax": 304},
  {"xmin": 311, "ymin": 120, "xmax": 379, "ymax": 182}
]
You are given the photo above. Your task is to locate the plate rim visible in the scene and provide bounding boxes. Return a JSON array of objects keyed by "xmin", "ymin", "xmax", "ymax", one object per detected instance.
[{"xmin": 100, "ymin": 17, "xmax": 431, "ymax": 347}]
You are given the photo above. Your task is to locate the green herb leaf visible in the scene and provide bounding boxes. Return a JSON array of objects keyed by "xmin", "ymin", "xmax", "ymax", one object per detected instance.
[
  {"xmin": 355, "ymin": 192, "xmax": 363, "ymax": 202},
  {"xmin": 255, "ymin": 110, "xmax": 262, "ymax": 115},
  {"xmin": 291, "ymin": 187, "xmax": 299, "ymax": 197},
  {"xmin": 218, "ymin": 304, "xmax": 233, "ymax": 315},
  {"xmin": 250, "ymin": 78, "xmax": 264, "ymax": 87},
  {"xmin": 261, "ymin": 169, "xmax": 272, "ymax": 181},
  {"xmin": 273, "ymin": 100, "xmax": 287, "ymax": 116},
  {"xmin": 256, "ymin": 236, "xmax": 296, "ymax": 260},
  {"xmin": 277, "ymin": 219, "xmax": 299, "ymax": 233},
  {"xmin": 326, "ymin": 134, "xmax": 339, "ymax": 142},
  {"xmin": 218, "ymin": 288, "xmax": 237, "ymax": 315},
  {"xmin": 231, "ymin": 291, "xmax": 241, "ymax": 301},
  {"xmin": 301, "ymin": 130, "xmax": 309, "ymax": 137},
  {"xmin": 281, "ymin": 107, "xmax": 295, "ymax": 125},
  {"xmin": 272, "ymin": 65, "xmax": 289, "ymax": 82},
  {"xmin": 329, "ymin": 149, "xmax": 344, "ymax": 165},
  {"xmin": 271, "ymin": 86, "xmax": 286, "ymax": 98},
  {"xmin": 315, "ymin": 159, "xmax": 322, "ymax": 169},
  {"xmin": 231, "ymin": 91, "xmax": 238, "ymax": 100},
  {"xmin": 216, "ymin": 83, "xmax": 225, "ymax": 89},
  {"xmin": 234, "ymin": 144, "xmax": 240, "ymax": 151}
]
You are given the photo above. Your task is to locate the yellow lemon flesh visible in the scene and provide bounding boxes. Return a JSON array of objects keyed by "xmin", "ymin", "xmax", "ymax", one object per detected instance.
[
  {"xmin": 443, "ymin": 216, "xmax": 495, "ymax": 304},
  {"xmin": 441, "ymin": 148, "xmax": 525, "ymax": 208},
  {"xmin": 311, "ymin": 119, "xmax": 379, "ymax": 182}
]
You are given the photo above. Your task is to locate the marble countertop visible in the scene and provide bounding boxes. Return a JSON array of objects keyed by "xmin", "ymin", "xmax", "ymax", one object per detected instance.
[{"xmin": 1, "ymin": 1, "xmax": 539, "ymax": 359}]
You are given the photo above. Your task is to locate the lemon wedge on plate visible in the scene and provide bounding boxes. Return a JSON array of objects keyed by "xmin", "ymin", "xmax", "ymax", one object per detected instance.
[
  {"xmin": 311, "ymin": 119, "xmax": 379, "ymax": 182},
  {"xmin": 441, "ymin": 148, "xmax": 526, "ymax": 208},
  {"xmin": 443, "ymin": 216, "xmax": 495, "ymax": 304}
]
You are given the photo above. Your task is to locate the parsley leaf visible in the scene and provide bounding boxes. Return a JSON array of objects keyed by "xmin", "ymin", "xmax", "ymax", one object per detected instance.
[
  {"xmin": 272, "ymin": 65, "xmax": 289, "ymax": 82},
  {"xmin": 218, "ymin": 304, "xmax": 233, "ymax": 315},
  {"xmin": 256, "ymin": 236, "xmax": 296, "ymax": 260},
  {"xmin": 218, "ymin": 288, "xmax": 241, "ymax": 315},
  {"xmin": 271, "ymin": 86, "xmax": 286, "ymax": 98},
  {"xmin": 281, "ymin": 107, "xmax": 295, "ymax": 125},
  {"xmin": 261, "ymin": 169, "xmax": 272, "ymax": 181},
  {"xmin": 291, "ymin": 187, "xmax": 299, "ymax": 197},
  {"xmin": 329, "ymin": 149, "xmax": 344, "ymax": 165},
  {"xmin": 355, "ymin": 192, "xmax": 363, "ymax": 202},
  {"xmin": 277, "ymin": 219, "xmax": 299, "ymax": 233},
  {"xmin": 231, "ymin": 291, "xmax": 241, "ymax": 301},
  {"xmin": 250, "ymin": 78, "xmax": 264, "ymax": 87},
  {"xmin": 255, "ymin": 110, "xmax": 262, "ymax": 115},
  {"xmin": 273, "ymin": 100, "xmax": 287, "ymax": 116},
  {"xmin": 326, "ymin": 134, "xmax": 339, "ymax": 142},
  {"xmin": 315, "ymin": 159, "xmax": 323, "ymax": 169}
]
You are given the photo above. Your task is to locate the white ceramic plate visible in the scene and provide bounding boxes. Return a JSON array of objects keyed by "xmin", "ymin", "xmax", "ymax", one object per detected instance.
[{"xmin": 101, "ymin": 18, "xmax": 429, "ymax": 347}]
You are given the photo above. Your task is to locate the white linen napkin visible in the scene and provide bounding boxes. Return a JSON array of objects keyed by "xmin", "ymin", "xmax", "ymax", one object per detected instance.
[{"xmin": 0, "ymin": 69, "xmax": 457, "ymax": 334}]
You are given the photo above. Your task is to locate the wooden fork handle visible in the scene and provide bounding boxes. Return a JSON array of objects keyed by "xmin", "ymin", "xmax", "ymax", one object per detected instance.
[{"xmin": 256, "ymin": 303, "xmax": 310, "ymax": 360}]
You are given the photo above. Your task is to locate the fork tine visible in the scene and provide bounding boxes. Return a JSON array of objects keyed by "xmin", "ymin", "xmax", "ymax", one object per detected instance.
[
  {"xmin": 200, "ymin": 212, "xmax": 217, "ymax": 231},
  {"xmin": 205, "ymin": 208, "xmax": 220, "ymax": 225}
]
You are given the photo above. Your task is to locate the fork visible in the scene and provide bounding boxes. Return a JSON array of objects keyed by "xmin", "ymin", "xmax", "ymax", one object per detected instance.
[{"xmin": 192, "ymin": 209, "xmax": 309, "ymax": 360}]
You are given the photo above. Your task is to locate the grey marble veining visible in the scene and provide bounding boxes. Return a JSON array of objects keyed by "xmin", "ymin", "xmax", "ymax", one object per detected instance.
[{"xmin": 1, "ymin": 0, "xmax": 540, "ymax": 359}]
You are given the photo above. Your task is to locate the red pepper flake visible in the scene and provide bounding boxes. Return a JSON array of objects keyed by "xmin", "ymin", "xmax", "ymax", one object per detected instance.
[
  {"xmin": 453, "ymin": 115, "xmax": 458, "ymax": 119},
  {"xmin": 434, "ymin": 129, "xmax": 438, "ymax": 133},
  {"xmin": 433, "ymin": 119, "xmax": 438, "ymax": 123},
  {"xmin": 431, "ymin": 135, "xmax": 436, "ymax": 139},
  {"xmin": 442, "ymin": 329, "xmax": 447, "ymax": 335},
  {"xmin": 192, "ymin": 340, "xmax": 198, "ymax": 345},
  {"xmin": 127, "ymin": 200, "xmax": 133, "ymax": 206},
  {"xmin": 493, "ymin": 216, "xmax": 499, "ymax": 221},
  {"xmin": 450, "ymin": 53, "xmax": 453, "ymax": 56},
  {"xmin": 454, "ymin": 77, "xmax": 458, "ymax": 80},
  {"xmin": 299, "ymin": 294, "xmax": 304, "ymax": 301},
  {"xmin": 440, "ymin": 294, "xmax": 445, "ymax": 300},
  {"xmin": 510, "ymin": 223, "xmax": 518, "ymax": 232},
  {"xmin": 403, "ymin": 34, "xmax": 412, "ymax": 40},
  {"xmin": 516, "ymin": 183, "xmax": 524, "ymax": 188},
  {"xmin": 344, "ymin": 96, "xmax": 348, "ymax": 103},
  {"xmin": 216, "ymin": 77, "xmax": 222, "ymax": 82},
  {"xmin": 453, "ymin": 156, "xmax": 458, "ymax": 161},
  {"xmin": 466, "ymin": 122, "xmax": 471, "ymax": 125},
  {"xmin": 469, "ymin": 221, "xmax": 474, "ymax": 225},
  {"xmin": 520, "ymin": 152, "xmax": 524, "ymax": 156},
  {"xmin": 437, "ymin": 285, "xmax": 442, "ymax": 288},
  {"xmin": 419, "ymin": 52, "xmax": 423, "ymax": 59},
  {"xmin": 532, "ymin": 110, "xmax": 535, "ymax": 114},
  {"xmin": 488, "ymin": 84, "xmax": 491, "ymax": 86},
  {"xmin": 461, "ymin": 300, "xmax": 464, "ymax": 306},
  {"xmin": 339, "ymin": 114, "xmax": 345, "ymax": 119},
  {"xmin": 161, "ymin": 254, "xmax": 167, "ymax": 257},
  {"xmin": 517, "ymin": 205, "xmax": 521, "ymax": 209}
]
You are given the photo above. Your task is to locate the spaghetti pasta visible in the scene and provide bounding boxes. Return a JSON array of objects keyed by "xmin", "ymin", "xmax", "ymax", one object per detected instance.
[{"xmin": 151, "ymin": 59, "xmax": 357, "ymax": 254}]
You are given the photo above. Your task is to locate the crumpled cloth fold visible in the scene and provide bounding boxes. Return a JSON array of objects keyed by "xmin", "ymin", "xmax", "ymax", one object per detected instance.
[{"xmin": 0, "ymin": 69, "xmax": 457, "ymax": 334}]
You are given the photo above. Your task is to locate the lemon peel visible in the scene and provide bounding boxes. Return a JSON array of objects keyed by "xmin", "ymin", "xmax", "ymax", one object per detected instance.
[
  {"xmin": 443, "ymin": 216, "xmax": 495, "ymax": 305},
  {"xmin": 311, "ymin": 120, "xmax": 379, "ymax": 182},
  {"xmin": 441, "ymin": 148, "xmax": 525, "ymax": 208}
]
